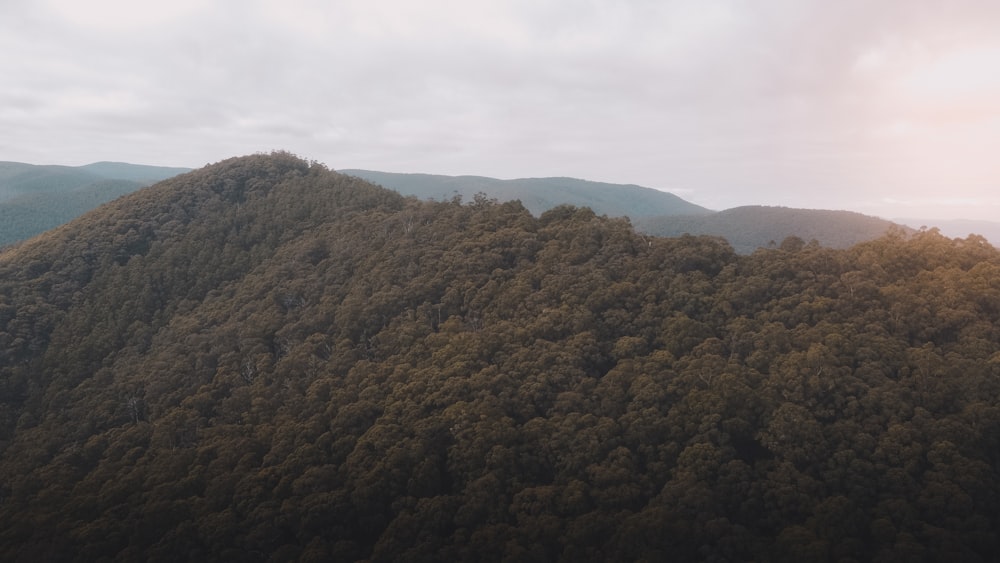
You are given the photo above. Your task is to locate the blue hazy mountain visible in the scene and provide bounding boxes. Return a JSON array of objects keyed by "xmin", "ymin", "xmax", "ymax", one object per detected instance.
[
  {"xmin": 339, "ymin": 169, "xmax": 713, "ymax": 218},
  {"xmin": 340, "ymin": 170, "xmax": 914, "ymax": 253},
  {"xmin": 0, "ymin": 161, "xmax": 190, "ymax": 246},
  {"xmin": 636, "ymin": 206, "xmax": 910, "ymax": 254}
]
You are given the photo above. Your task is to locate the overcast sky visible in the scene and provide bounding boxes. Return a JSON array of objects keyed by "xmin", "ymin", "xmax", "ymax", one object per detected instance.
[{"xmin": 3, "ymin": 0, "xmax": 1000, "ymax": 220}]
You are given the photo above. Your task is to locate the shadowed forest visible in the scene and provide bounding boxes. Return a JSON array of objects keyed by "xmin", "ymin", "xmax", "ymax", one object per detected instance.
[{"xmin": 1, "ymin": 153, "xmax": 998, "ymax": 562}]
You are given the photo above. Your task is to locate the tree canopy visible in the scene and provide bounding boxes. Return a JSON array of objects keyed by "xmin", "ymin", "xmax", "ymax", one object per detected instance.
[{"xmin": 1, "ymin": 153, "xmax": 999, "ymax": 562}]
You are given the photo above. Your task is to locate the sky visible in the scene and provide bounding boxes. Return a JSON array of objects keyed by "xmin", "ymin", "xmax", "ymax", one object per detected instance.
[{"xmin": 3, "ymin": 0, "xmax": 1000, "ymax": 220}]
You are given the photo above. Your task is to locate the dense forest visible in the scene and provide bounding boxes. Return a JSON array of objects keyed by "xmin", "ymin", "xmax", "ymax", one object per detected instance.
[{"xmin": 1, "ymin": 153, "xmax": 999, "ymax": 561}]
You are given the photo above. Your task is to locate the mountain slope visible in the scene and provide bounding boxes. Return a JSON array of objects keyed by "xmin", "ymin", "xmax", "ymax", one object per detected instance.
[
  {"xmin": 340, "ymin": 169, "xmax": 713, "ymax": 218},
  {"xmin": 637, "ymin": 205, "xmax": 907, "ymax": 254},
  {"xmin": 0, "ymin": 161, "xmax": 190, "ymax": 247},
  {"xmin": 0, "ymin": 162, "xmax": 104, "ymax": 200},
  {"xmin": 0, "ymin": 180, "xmax": 144, "ymax": 246},
  {"xmin": 1, "ymin": 153, "xmax": 999, "ymax": 561}
]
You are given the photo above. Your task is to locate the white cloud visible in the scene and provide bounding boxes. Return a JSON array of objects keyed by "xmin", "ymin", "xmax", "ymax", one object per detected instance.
[
  {"xmin": 2, "ymin": 0, "xmax": 1000, "ymax": 219},
  {"xmin": 37, "ymin": 0, "xmax": 207, "ymax": 33}
]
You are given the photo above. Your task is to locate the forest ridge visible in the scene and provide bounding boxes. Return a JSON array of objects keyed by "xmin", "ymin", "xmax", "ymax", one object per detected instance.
[
  {"xmin": 1, "ymin": 153, "xmax": 999, "ymax": 561},
  {"xmin": 2, "ymin": 160, "xmax": 935, "ymax": 253},
  {"xmin": 343, "ymin": 169, "xmax": 912, "ymax": 253}
]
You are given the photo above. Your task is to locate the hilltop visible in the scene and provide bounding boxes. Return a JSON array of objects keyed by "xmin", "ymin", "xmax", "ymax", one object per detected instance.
[{"xmin": 1, "ymin": 153, "xmax": 999, "ymax": 561}]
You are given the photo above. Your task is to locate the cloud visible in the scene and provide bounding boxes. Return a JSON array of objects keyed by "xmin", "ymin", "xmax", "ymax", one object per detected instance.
[
  {"xmin": 38, "ymin": 0, "xmax": 206, "ymax": 33},
  {"xmin": 2, "ymin": 0, "xmax": 1000, "ymax": 219}
]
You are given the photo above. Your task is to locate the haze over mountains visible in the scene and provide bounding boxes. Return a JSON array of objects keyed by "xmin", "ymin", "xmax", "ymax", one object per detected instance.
[
  {"xmin": 892, "ymin": 218, "xmax": 1000, "ymax": 250},
  {"xmin": 636, "ymin": 206, "xmax": 913, "ymax": 255},
  {"xmin": 338, "ymin": 170, "xmax": 714, "ymax": 218},
  {"xmin": 340, "ymin": 170, "xmax": 932, "ymax": 253},
  {"xmin": 0, "ymin": 161, "xmax": 190, "ymax": 247},
  {"xmin": 1, "ymin": 153, "xmax": 999, "ymax": 561}
]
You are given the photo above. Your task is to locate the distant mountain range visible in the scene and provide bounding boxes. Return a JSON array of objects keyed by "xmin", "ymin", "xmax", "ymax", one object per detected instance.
[
  {"xmin": 342, "ymin": 170, "xmax": 913, "ymax": 253},
  {"xmin": 0, "ymin": 161, "xmax": 190, "ymax": 246},
  {"xmin": 339, "ymin": 170, "xmax": 713, "ymax": 218},
  {"xmin": 2, "ymin": 161, "xmax": 997, "ymax": 252},
  {"xmin": 636, "ymin": 206, "xmax": 912, "ymax": 254}
]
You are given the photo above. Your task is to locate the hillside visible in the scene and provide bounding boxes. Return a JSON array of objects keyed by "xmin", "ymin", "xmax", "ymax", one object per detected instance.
[
  {"xmin": 637, "ymin": 206, "xmax": 907, "ymax": 254},
  {"xmin": 340, "ymin": 169, "xmax": 713, "ymax": 218},
  {"xmin": 2, "ymin": 153, "xmax": 1000, "ymax": 561},
  {"xmin": 0, "ymin": 161, "xmax": 190, "ymax": 246}
]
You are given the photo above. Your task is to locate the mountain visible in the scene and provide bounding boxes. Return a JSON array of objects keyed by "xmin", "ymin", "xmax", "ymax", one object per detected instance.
[
  {"xmin": 0, "ymin": 162, "xmax": 104, "ymax": 200},
  {"xmin": 340, "ymin": 170, "xmax": 915, "ymax": 253},
  {"xmin": 637, "ymin": 205, "xmax": 908, "ymax": 254},
  {"xmin": 77, "ymin": 161, "xmax": 191, "ymax": 183},
  {"xmin": 1, "ymin": 161, "xmax": 953, "ymax": 256},
  {"xmin": 2, "ymin": 153, "xmax": 999, "ymax": 561},
  {"xmin": 0, "ymin": 161, "xmax": 190, "ymax": 247},
  {"xmin": 339, "ymin": 169, "xmax": 713, "ymax": 218}
]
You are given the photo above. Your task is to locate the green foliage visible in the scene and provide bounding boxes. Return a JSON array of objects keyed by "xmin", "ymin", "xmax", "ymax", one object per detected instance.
[{"xmin": 1, "ymin": 153, "xmax": 1000, "ymax": 561}]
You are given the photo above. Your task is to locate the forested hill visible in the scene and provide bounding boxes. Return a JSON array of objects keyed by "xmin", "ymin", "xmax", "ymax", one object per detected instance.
[
  {"xmin": 0, "ymin": 161, "xmax": 190, "ymax": 247},
  {"xmin": 636, "ymin": 206, "xmax": 907, "ymax": 254},
  {"xmin": 2, "ymin": 153, "xmax": 1000, "ymax": 562},
  {"xmin": 340, "ymin": 170, "xmax": 910, "ymax": 253},
  {"xmin": 340, "ymin": 169, "xmax": 713, "ymax": 218}
]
